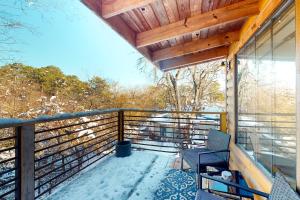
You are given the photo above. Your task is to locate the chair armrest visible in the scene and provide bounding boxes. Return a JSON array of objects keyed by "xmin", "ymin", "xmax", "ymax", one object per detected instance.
[
  {"xmin": 198, "ymin": 149, "xmax": 229, "ymax": 164},
  {"xmin": 200, "ymin": 174, "xmax": 270, "ymax": 198},
  {"xmin": 198, "ymin": 149, "xmax": 229, "ymax": 156}
]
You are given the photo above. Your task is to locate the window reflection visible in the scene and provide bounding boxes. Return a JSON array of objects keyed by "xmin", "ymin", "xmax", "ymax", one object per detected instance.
[{"xmin": 236, "ymin": 4, "xmax": 296, "ymax": 186}]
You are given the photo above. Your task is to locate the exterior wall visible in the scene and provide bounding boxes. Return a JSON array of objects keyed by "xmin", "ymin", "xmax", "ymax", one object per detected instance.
[
  {"xmin": 226, "ymin": 0, "xmax": 290, "ymax": 197},
  {"xmin": 225, "ymin": 59, "xmax": 236, "ymax": 140}
]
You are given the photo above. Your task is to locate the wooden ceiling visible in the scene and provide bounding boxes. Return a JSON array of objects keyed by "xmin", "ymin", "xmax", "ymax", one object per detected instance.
[{"xmin": 82, "ymin": 0, "xmax": 260, "ymax": 71}]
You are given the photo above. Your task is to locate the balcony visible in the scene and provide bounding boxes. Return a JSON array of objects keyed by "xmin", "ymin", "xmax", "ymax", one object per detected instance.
[{"xmin": 0, "ymin": 109, "xmax": 226, "ymax": 200}]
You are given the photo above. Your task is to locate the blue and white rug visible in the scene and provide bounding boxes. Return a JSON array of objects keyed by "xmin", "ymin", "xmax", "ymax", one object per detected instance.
[{"xmin": 154, "ymin": 169, "xmax": 197, "ymax": 200}]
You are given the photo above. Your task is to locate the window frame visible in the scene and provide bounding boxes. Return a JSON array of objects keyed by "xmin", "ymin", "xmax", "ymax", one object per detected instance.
[{"xmin": 234, "ymin": 0, "xmax": 296, "ymax": 181}]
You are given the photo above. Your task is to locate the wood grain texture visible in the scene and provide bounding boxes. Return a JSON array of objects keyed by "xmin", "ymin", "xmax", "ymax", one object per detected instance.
[
  {"xmin": 83, "ymin": 0, "xmax": 248, "ymax": 69},
  {"xmin": 102, "ymin": 0, "xmax": 156, "ymax": 18},
  {"xmin": 82, "ymin": 0, "xmax": 156, "ymax": 61},
  {"xmin": 82, "ymin": 0, "xmax": 136, "ymax": 46},
  {"xmin": 152, "ymin": 30, "xmax": 240, "ymax": 61},
  {"xmin": 136, "ymin": 0, "xmax": 259, "ymax": 47},
  {"xmin": 159, "ymin": 46, "xmax": 228, "ymax": 71},
  {"xmin": 199, "ymin": 0, "xmax": 213, "ymax": 39},
  {"xmin": 162, "ymin": 0, "xmax": 185, "ymax": 45},
  {"xmin": 190, "ymin": 0, "xmax": 202, "ymax": 40},
  {"xmin": 106, "ymin": 16, "xmax": 137, "ymax": 46},
  {"xmin": 82, "ymin": 0, "xmax": 102, "ymax": 16},
  {"xmin": 230, "ymin": 145, "xmax": 272, "ymax": 193},
  {"xmin": 139, "ymin": 4, "xmax": 169, "ymax": 48},
  {"xmin": 228, "ymin": 0, "xmax": 283, "ymax": 59}
]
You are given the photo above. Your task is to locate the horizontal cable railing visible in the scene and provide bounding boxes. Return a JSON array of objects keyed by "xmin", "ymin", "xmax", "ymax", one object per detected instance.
[
  {"xmin": 0, "ymin": 108, "xmax": 227, "ymax": 200},
  {"xmin": 237, "ymin": 113, "xmax": 296, "ymax": 156},
  {"xmin": 33, "ymin": 111, "xmax": 118, "ymax": 199},
  {"xmin": 123, "ymin": 110, "xmax": 225, "ymax": 153},
  {"xmin": 0, "ymin": 128, "xmax": 17, "ymax": 200}
]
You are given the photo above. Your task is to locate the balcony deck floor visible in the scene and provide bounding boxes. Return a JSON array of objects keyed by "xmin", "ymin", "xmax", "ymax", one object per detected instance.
[{"xmin": 45, "ymin": 151, "xmax": 197, "ymax": 200}]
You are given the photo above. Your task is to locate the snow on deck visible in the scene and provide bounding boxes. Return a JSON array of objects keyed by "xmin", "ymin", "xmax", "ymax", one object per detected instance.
[{"xmin": 46, "ymin": 151, "xmax": 175, "ymax": 200}]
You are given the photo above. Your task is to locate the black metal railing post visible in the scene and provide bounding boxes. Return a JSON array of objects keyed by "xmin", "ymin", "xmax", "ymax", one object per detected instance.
[
  {"xmin": 118, "ymin": 110, "xmax": 124, "ymax": 142},
  {"xmin": 15, "ymin": 124, "xmax": 35, "ymax": 200}
]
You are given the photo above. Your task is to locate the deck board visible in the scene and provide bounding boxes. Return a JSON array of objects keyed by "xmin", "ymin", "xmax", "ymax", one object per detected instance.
[{"xmin": 45, "ymin": 151, "xmax": 175, "ymax": 200}]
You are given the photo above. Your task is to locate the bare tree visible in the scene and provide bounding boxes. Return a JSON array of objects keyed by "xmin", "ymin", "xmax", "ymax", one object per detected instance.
[
  {"xmin": 186, "ymin": 61, "xmax": 223, "ymax": 111},
  {"xmin": 156, "ymin": 62, "xmax": 224, "ymax": 112},
  {"xmin": 159, "ymin": 70, "xmax": 183, "ymax": 111}
]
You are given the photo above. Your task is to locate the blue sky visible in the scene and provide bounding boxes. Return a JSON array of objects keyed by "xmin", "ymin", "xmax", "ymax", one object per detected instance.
[{"xmin": 2, "ymin": 0, "xmax": 154, "ymax": 88}]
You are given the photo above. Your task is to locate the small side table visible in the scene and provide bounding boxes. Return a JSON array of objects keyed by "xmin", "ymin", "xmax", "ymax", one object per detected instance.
[{"xmin": 200, "ymin": 170, "xmax": 254, "ymax": 200}]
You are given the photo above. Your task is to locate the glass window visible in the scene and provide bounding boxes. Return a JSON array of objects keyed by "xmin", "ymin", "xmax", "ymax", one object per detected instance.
[{"xmin": 236, "ymin": 3, "xmax": 296, "ymax": 186}]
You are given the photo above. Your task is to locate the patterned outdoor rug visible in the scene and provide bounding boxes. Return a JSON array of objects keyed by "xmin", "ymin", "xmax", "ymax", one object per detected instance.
[{"xmin": 154, "ymin": 169, "xmax": 197, "ymax": 200}]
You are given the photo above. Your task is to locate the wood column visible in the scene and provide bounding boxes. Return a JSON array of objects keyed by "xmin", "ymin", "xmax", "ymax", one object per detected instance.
[{"xmin": 220, "ymin": 112, "xmax": 228, "ymax": 133}]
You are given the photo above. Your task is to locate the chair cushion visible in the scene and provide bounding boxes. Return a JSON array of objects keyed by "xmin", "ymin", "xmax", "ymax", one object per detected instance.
[
  {"xmin": 207, "ymin": 129, "xmax": 231, "ymax": 161},
  {"xmin": 195, "ymin": 189, "xmax": 225, "ymax": 200},
  {"xmin": 269, "ymin": 173, "xmax": 300, "ymax": 200},
  {"xmin": 182, "ymin": 148, "xmax": 226, "ymax": 171}
]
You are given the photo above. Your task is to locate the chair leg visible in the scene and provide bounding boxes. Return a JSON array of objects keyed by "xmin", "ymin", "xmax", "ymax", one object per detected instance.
[
  {"xmin": 197, "ymin": 165, "xmax": 206, "ymax": 189},
  {"xmin": 199, "ymin": 174, "xmax": 202, "ymax": 190},
  {"xmin": 196, "ymin": 164, "xmax": 199, "ymax": 189},
  {"xmin": 180, "ymin": 153, "xmax": 184, "ymax": 170},
  {"xmin": 196, "ymin": 173, "xmax": 199, "ymax": 189}
]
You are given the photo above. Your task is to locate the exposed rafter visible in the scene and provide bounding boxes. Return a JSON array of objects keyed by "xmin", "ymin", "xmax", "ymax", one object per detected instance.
[
  {"xmin": 83, "ymin": 0, "xmax": 153, "ymax": 61},
  {"xmin": 160, "ymin": 46, "xmax": 228, "ymax": 71},
  {"xmin": 136, "ymin": 0, "xmax": 259, "ymax": 48},
  {"xmin": 152, "ymin": 30, "xmax": 240, "ymax": 62},
  {"xmin": 102, "ymin": 0, "xmax": 156, "ymax": 18}
]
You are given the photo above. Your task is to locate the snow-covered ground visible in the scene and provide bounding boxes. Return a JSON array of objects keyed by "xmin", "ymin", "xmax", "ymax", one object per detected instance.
[{"xmin": 46, "ymin": 151, "xmax": 175, "ymax": 200}]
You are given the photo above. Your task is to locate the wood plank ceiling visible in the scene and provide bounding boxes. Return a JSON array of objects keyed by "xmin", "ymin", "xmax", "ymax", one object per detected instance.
[{"xmin": 82, "ymin": 0, "xmax": 260, "ymax": 71}]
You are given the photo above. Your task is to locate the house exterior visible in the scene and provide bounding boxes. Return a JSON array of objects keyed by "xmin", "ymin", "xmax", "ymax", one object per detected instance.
[
  {"xmin": 0, "ymin": 1, "xmax": 299, "ymax": 199},
  {"xmin": 82, "ymin": 0, "xmax": 300, "ymax": 196}
]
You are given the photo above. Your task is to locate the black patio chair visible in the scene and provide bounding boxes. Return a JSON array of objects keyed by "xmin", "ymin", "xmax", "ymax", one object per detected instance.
[
  {"xmin": 181, "ymin": 129, "xmax": 231, "ymax": 173},
  {"xmin": 196, "ymin": 172, "xmax": 300, "ymax": 200}
]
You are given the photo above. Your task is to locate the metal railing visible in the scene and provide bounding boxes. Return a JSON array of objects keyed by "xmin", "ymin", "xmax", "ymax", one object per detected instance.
[
  {"xmin": 33, "ymin": 111, "xmax": 118, "ymax": 198},
  {"xmin": 236, "ymin": 113, "xmax": 296, "ymax": 181},
  {"xmin": 237, "ymin": 112, "xmax": 296, "ymax": 155},
  {"xmin": 0, "ymin": 128, "xmax": 17, "ymax": 200},
  {"xmin": 0, "ymin": 108, "xmax": 227, "ymax": 200},
  {"xmin": 123, "ymin": 110, "xmax": 226, "ymax": 153}
]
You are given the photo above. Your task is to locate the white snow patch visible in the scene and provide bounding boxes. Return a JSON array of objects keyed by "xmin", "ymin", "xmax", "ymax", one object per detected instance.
[
  {"xmin": 50, "ymin": 96, "xmax": 57, "ymax": 102},
  {"xmin": 87, "ymin": 122, "xmax": 98, "ymax": 127},
  {"xmin": 80, "ymin": 117, "xmax": 90, "ymax": 122},
  {"xmin": 46, "ymin": 151, "xmax": 174, "ymax": 200},
  {"xmin": 76, "ymin": 128, "xmax": 95, "ymax": 138},
  {"xmin": 0, "ymin": 150, "xmax": 15, "ymax": 161}
]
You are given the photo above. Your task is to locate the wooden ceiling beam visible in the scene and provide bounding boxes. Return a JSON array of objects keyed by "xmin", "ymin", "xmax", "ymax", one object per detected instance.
[
  {"xmin": 102, "ymin": 0, "xmax": 157, "ymax": 18},
  {"xmin": 136, "ymin": 0, "xmax": 259, "ymax": 48},
  {"xmin": 152, "ymin": 30, "xmax": 240, "ymax": 62},
  {"xmin": 83, "ymin": 0, "xmax": 154, "ymax": 61},
  {"xmin": 159, "ymin": 46, "xmax": 228, "ymax": 71}
]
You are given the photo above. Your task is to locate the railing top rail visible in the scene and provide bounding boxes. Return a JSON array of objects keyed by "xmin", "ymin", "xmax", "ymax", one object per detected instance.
[
  {"xmin": 121, "ymin": 108, "xmax": 225, "ymax": 115},
  {"xmin": 0, "ymin": 108, "xmax": 120, "ymax": 129},
  {"xmin": 239, "ymin": 112, "xmax": 295, "ymax": 116},
  {"xmin": 0, "ymin": 108, "xmax": 225, "ymax": 129}
]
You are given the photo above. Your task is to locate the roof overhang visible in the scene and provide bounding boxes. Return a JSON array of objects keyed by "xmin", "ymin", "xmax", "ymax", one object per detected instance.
[{"xmin": 81, "ymin": 0, "xmax": 261, "ymax": 71}]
